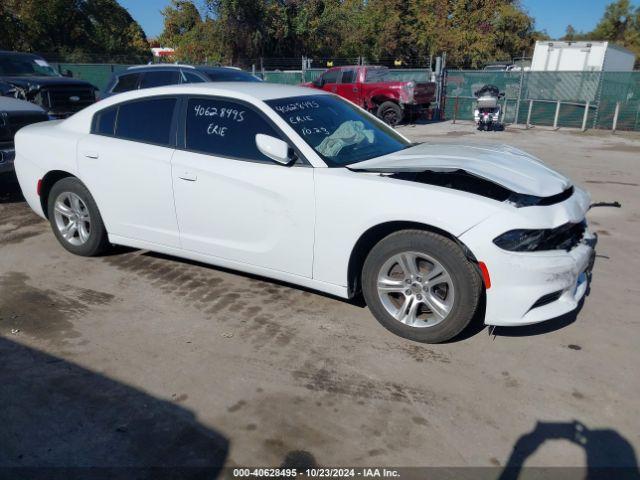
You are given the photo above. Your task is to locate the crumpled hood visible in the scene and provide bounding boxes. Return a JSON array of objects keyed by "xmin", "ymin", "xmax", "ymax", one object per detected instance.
[{"xmin": 349, "ymin": 142, "xmax": 572, "ymax": 197}]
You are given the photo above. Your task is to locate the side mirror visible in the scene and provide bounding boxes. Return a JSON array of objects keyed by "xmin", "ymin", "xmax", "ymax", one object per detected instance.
[
  {"xmin": 63, "ymin": 69, "xmax": 73, "ymax": 78},
  {"xmin": 256, "ymin": 134, "xmax": 293, "ymax": 165},
  {"xmin": 313, "ymin": 78, "xmax": 323, "ymax": 87}
]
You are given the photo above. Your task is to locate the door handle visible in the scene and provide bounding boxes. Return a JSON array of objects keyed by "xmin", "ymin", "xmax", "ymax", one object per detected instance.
[
  {"xmin": 178, "ymin": 172, "xmax": 197, "ymax": 182},
  {"xmin": 84, "ymin": 152, "xmax": 99, "ymax": 159},
  {"xmin": 352, "ymin": 87, "xmax": 359, "ymax": 93}
]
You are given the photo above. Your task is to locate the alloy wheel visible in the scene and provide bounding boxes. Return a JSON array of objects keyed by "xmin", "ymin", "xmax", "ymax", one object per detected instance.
[
  {"xmin": 376, "ymin": 251, "xmax": 455, "ymax": 328},
  {"xmin": 53, "ymin": 192, "xmax": 91, "ymax": 246}
]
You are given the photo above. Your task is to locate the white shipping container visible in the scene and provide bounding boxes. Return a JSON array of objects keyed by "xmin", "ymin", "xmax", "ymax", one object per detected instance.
[{"xmin": 531, "ymin": 41, "xmax": 635, "ymax": 71}]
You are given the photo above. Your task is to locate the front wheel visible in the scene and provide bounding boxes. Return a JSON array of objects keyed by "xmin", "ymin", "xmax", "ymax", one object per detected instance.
[
  {"xmin": 362, "ymin": 230, "xmax": 481, "ymax": 343},
  {"xmin": 377, "ymin": 101, "xmax": 403, "ymax": 126},
  {"xmin": 47, "ymin": 177, "xmax": 110, "ymax": 256}
]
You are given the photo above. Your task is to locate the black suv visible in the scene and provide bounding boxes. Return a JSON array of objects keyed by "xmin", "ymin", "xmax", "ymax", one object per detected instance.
[
  {"xmin": 103, "ymin": 65, "xmax": 261, "ymax": 97},
  {"xmin": 0, "ymin": 51, "xmax": 98, "ymax": 118}
]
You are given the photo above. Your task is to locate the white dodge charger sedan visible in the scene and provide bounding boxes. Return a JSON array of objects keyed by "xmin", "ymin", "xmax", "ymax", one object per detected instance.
[{"xmin": 14, "ymin": 83, "xmax": 595, "ymax": 343}]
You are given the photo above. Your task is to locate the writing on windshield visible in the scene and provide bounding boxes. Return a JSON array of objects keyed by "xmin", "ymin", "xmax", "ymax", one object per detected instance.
[{"xmin": 266, "ymin": 95, "xmax": 410, "ymax": 166}]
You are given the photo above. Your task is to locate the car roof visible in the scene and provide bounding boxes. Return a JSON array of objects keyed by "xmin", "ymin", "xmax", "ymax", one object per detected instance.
[
  {"xmin": 63, "ymin": 82, "xmax": 329, "ymax": 131},
  {"xmin": 122, "ymin": 65, "xmax": 246, "ymax": 74},
  {"xmin": 130, "ymin": 82, "xmax": 324, "ymax": 101}
]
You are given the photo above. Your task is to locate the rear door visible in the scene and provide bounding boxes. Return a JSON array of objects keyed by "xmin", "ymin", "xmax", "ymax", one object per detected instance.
[
  {"xmin": 335, "ymin": 68, "xmax": 363, "ymax": 106},
  {"xmin": 77, "ymin": 96, "xmax": 181, "ymax": 247}
]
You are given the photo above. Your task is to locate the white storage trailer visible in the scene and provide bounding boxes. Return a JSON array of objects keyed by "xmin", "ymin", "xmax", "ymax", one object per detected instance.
[{"xmin": 531, "ymin": 41, "xmax": 635, "ymax": 71}]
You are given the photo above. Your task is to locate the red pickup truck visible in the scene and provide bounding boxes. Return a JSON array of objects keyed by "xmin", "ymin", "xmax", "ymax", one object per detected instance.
[{"xmin": 302, "ymin": 65, "xmax": 436, "ymax": 125}]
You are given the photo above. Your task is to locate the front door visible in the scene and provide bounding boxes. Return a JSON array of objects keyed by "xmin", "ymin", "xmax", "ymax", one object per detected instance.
[
  {"xmin": 171, "ymin": 96, "xmax": 315, "ymax": 277},
  {"xmin": 77, "ymin": 96, "xmax": 180, "ymax": 247}
]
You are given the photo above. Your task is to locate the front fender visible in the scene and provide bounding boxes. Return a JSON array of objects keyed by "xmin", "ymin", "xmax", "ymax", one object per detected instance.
[{"xmin": 312, "ymin": 168, "xmax": 501, "ymax": 287}]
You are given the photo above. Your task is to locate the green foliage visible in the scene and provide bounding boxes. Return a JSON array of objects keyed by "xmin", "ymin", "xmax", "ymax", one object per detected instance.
[
  {"xmin": 560, "ymin": 0, "xmax": 640, "ymax": 67},
  {"xmin": 0, "ymin": 0, "xmax": 149, "ymax": 62},
  {"xmin": 159, "ymin": 0, "xmax": 542, "ymax": 67},
  {"xmin": 591, "ymin": 0, "xmax": 640, "ymax": 62}
]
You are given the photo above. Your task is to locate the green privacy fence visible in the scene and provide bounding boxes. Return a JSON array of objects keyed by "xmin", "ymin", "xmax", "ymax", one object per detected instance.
[
  {"xmin": 445, "ymin": 70, "xmax": 640, "ymax": 132},
  {"xmin": 50, "ymin": 62, "xmax": 640, "ymax": 131},
  {"xmin": 51, "ymin": 63, "xmax": 132, "ymax": 92}
]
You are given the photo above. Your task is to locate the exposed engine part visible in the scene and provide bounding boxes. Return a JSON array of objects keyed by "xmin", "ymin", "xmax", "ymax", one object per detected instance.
[{"xmin": 385, "ymin": 169, "xmax": 574, "ymax": 208}]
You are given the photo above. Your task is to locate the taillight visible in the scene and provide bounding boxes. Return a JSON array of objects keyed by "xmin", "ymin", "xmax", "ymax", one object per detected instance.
[{"xmin": 37, "ymin": 179, "xmax": 42, "ymax": 196}]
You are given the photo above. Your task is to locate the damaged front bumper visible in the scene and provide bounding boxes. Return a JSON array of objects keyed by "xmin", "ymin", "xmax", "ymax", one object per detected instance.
[{"xmin": 459, "ymin": 186, "xmax": 596, "ymax": 327}]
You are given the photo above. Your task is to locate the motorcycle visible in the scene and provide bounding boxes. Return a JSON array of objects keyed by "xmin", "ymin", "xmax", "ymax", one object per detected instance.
[{"xmin": 473, "ymin": 85, "xmax": 504, "ymax": 131}]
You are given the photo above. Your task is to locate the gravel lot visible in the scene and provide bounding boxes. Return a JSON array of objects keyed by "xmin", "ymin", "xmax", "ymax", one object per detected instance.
[{"xmin": 1, "ymin": 121, "xmax": 639, "ymax": 474}]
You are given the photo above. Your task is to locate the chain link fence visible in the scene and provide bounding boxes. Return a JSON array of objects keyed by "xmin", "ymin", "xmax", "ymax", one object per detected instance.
[{"xmin": 445, "ymin": 70, "xmax": 640, "ymax": 132}]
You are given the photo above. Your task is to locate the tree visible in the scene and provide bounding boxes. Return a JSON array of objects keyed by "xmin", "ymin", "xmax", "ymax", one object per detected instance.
[
  {"xmin": 563, "ymin": 25, "xmax": 577, "ymax": 40},
  {"xmin": 158, "ymin": 0, "xmax": 203, "ymax": 47},
  {"xmin": 590, "ymin": 0, "xmax": 640, "ymax": 61},
  {"xmin": 158, "ymin": 0, "xmax": 540, "ymax": 68},
  {"xmin": 0, "ymin": 0, "xmax": 149, "ymax": 62}
]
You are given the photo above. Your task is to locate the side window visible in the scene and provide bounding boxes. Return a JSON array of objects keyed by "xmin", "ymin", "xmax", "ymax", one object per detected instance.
[
  {"xmin": 92, "ymin": 106, "xmax": 117, "ymax": 135},
  {"xmin": 115, "ymin": 97, "xmax": 177, "ymax": 146},
  {"xmin": 139, "ymin": 70, "xmax": 180, "ymax": 88},
  {"xmin": 340, "ymin": 69, "xmax": 356, "ymax": 84},
  {"xmin": 185, "ymin": 97, "xmax": 282, "ymax": 163},
  {"xmin": 182, "ymin": 71, "xmax": 206, "ymax": 83},
  {"xmin": 322, "ymin": 69, "xmax": 339, "ymax": 84},
  {"xmin": 112, "ymin": 73, "xmax": 140, "ymax": 93}
]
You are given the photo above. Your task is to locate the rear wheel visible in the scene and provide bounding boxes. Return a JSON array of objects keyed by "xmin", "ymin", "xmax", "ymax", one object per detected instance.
[
  {"xmin": 362, "ymin": 230, "xmax": 481, "ymax": 343},
  {"xmin": 377, "ymin": 101, "xmax": 403, "ymax": 126},
  {"xmin": 47, "ymin": 177, "xmax": 110, "ymax": 256}
]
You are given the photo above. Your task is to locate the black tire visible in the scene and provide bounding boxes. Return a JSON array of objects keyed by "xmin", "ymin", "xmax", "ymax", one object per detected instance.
[
  {"xmin": 377, "ymin": 101, "xmax": 403, "ymax": 126},
  {"xmin": 47, "ymin": 177, "xmax": 110, "ymax": 256},
  {"xmin": 362, "ymin": 230, "xmax": 482, "ymax": 343}
]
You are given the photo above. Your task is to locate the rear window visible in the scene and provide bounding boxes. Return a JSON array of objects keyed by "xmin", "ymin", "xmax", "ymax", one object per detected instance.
[
  {"xmin": 93, "ymin": 107, "xmax": 117, "ymax": 135},
  {"xmin": 115, "ymin": 97, "xmax": 177, "ymax": 145},
  {"xmin": 182, "ymin": 71, "xmax": 206, "ymax": 83},
  {"xmin": 140, "ymin": 70, "xmax": 180, "ymax": 88},
  {"xmin": 112, "ymin": 73, "xmax": 140, "ymax": 93},
  {"xmin": 340, "ymin": 69, "xmax": 356, "ymax": 84}
]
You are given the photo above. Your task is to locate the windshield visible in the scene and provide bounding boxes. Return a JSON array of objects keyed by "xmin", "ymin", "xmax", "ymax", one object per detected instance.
[
  {"xmin": 364, "ymin": 67, "xmax": 390, "ymax": 83},
  {"xmin": 266, "ymin": 95, "xmax": 412, "ymax": 166},
  {"xmin": 0, "ymin": 54, "xmax": 60, "ymax": 77}
]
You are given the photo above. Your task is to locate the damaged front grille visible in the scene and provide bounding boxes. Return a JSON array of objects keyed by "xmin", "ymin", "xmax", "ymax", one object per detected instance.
[
  {"xmin": 539, "ymin": 220, "xmax": 587, "ymax": 251},
  {"xmin": 389, "ymin": 170, "xmax": 573, "ymax": 208}
]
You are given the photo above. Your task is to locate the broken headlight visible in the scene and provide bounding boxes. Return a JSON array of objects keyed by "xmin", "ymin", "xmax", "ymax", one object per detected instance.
[
  {"xmin": 494, "ymin": 221, "xmax": 587, "ymax": 252},
  {"xmin": 493, "ymin": 229, "xmax": 547, "ymax": 252}
]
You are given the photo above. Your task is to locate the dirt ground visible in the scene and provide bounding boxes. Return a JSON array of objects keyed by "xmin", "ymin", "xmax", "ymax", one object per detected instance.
[{"xmin": 1, "ymin": 121, "xmax": 639, "ymax": 476}]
